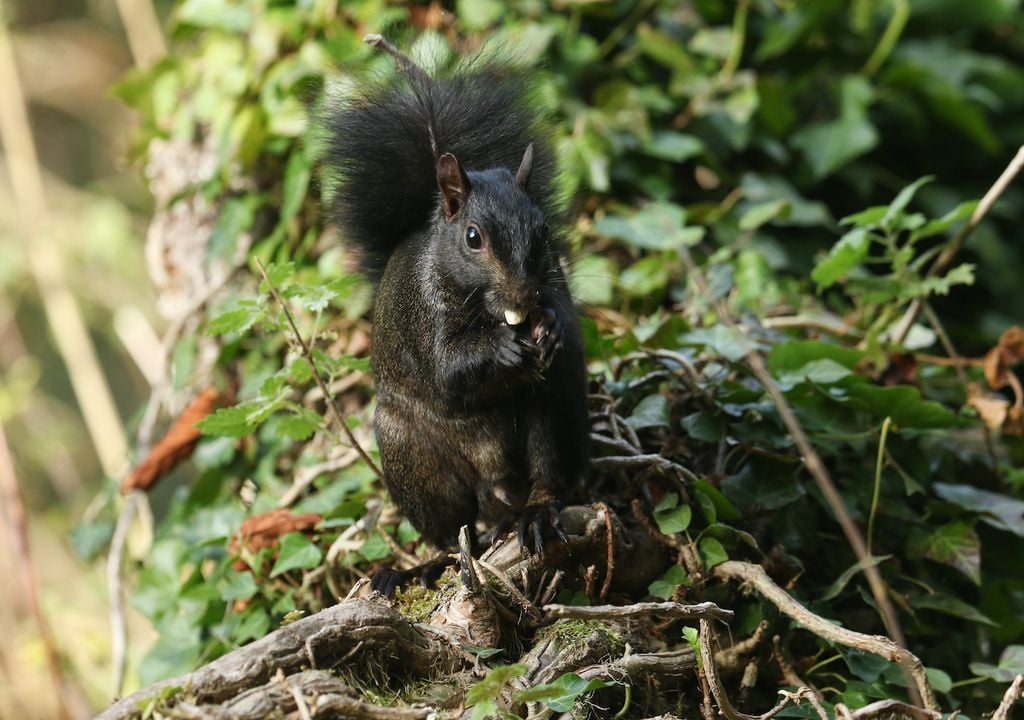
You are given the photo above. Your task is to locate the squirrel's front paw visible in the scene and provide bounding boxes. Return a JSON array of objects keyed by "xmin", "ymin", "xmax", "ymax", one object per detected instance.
[
  {"xmin": 494, "ymin": 324, "xmax": 535, "ymax": 368},
  {"xmin": 517, "ymin": 503, "xmax": 568, "ymax": 559},
  {"xmin": 530, "ymin": 308, "xmax": 562, "ymax": 371}
]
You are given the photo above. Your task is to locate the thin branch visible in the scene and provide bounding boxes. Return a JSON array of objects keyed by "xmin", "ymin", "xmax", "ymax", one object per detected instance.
[
  {"xmin": 892, "ymin": 145, "xmax": 1024, "ymax": 345},
  {"xmin": 0, "ymin": 421, "xmax": 75, "ymax": 720},
  {"xmin": 677, "ymin": 245, "xmax": 925, "ymax": 707},
  {"xmin": 992, "ymin": 674, "xmax": 1024, "ymax": 720},
  {"xmin": 542, "ymin": 601, "xmax": 733, "ymax": 623},
  {"xmin": 254, "ymin": 258, "xmax": 383, "ymax": 481},
  {"xmin": 112, "ymin": 0, "xmax": 167, "ymax": 66},
  {"xmin": 847, "ymin": 699, "xmax": 942, "ymax": 720},
  {"xmin": 107, "ymin": 490, "xmax": 142, "ymax": 699},
  {"xmin": 715, "ymin": 561, "xmax": 935, "ymax": 710}
]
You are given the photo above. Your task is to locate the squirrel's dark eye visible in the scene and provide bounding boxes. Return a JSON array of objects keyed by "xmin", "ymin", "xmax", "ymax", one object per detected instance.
[{"xmin": 465, "ymin": 226, "xmax": 482, "ymax": 251}]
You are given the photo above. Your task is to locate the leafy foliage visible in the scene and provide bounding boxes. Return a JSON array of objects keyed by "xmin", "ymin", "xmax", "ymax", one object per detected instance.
[{"xmin": 88, "ymin": 0, "xmax": 1024, "ymax": 714}]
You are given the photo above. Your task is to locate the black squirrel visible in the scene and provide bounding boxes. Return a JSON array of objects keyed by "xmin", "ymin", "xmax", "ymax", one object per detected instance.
[{"xmin": 323, "ymin": 36, "xmax": 590, "ymax": 592}]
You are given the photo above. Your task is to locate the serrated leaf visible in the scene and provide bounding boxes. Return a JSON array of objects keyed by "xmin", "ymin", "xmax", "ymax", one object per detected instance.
[
  {"xmin": 812, "ymin": 228, "xmax": 871, "ymax": 289},
  {"xmin": 269, "ymin": 532, "xmax": 323, "ymax": 577},
  {"xmin": 196, "ymin": 406, "xmax": 252, "ymax": 438},
  {"xmin": 278, "ymin": 408, "xmax": 323, "ymax": 440},
  {"xmin": 206, "ymin": 301, "xmax": 264, "ymax": 336}
]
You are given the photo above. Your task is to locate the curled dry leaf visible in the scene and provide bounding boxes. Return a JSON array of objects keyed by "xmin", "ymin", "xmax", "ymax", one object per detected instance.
[
  {"xmin": 967, "ymin": 384, "xmax": 1010, "ymax": 430},
  {"xmin": 121, "ymin": 387, "xmax": 224, "ymax": 492},
  {"xmin": 984, "ymin": 326, "xmax": 1024, "ymax": 391},
  {"xmin": 230, "ymin": 508, "xmax": 323, "ymax": 570}
]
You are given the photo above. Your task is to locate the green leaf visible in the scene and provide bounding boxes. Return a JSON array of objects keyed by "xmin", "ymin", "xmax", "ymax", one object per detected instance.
[
  {"xmin": 206, "ymin": 300, "xmax": 264, "ymax": 336},
  {"xmin": 233, "ymin": 607, "xmax": 270, "ymax": 643},
  {"xmin": 970, "ymin": 646, "xmax": 1024, "ymax": 682},
  {"xmin": 681, "ymin": 412, "xmax": 721, "ymax": 443},
  {"xmin": 820, "ymin": 555, "xmax": 892, "ymax": 602},
  {"xmin": 919, "ymin": 521, "xmax": 981, "ymax": 584},
  {"xmin": 280, "ymin": 152, "xmax": 310, "ymax": 226},
  {"xmin": 698, "ymin": 536, "xmax": 728, "ymax": 569},
  {"xmin": 645, "ymin": 131, "xmax": 704, "ymax": 162},
  {"xmin": 776, "ymin": 358, "xmax": 853, "ymax": 389},
  {"xmin": 768, "ymin": 341, "xmax": 865, "ymax": 373},
  {"xmin": 911, "ymin": 201, "xmax": 978, "ymax": 242},
  {"xmin": 655, "ymin": 495, "xmax": 692, "ymax": 535},
  {"xmin": 791, "ymin": 75, "xmax": 878, "ymax": 179},
  {"xmin": 69, "ymin": 520, "xmax": 114, "ymax": 561},
  {"xmin": 596, "ymin": 202, "xmax": 700, "ymax": 251},
  {"xmin": 620, "ymin": 256, "xmax": 671, "ymax": 297},
  {"xmin": 845, "ymin": 384, "xmax": 958, "ymax": 429},
  {"xmin": 933, "ymin": 483, "xmax": 1024, "ymax": 537},
  {"xmin": 221, "ymin": 571, "xmax": 258, "ymax": 601},
  {"xmin": 269, "ymin": 532, "xmax": 323, "ymax": 577},
  {"xmin": 197, "ymin": 406, "xmax": 253, "ymax": 438},
  {"xmin": 466, "ymin": 663, "xmax": 528, "ymax": 716},
  {"xmin": 739, "ymin": 199, "xmax": 788, "ymax": 231},
  {"xmin": 456, "ymin": 0, "xmax": 504, "ymax": 30},
  {"xmin": 516, "ymin": 673, "xmax": 613, "ymax": 713},
  {"xmin": 915, "ymin": 593, "xmax": 998, "ymax": 626},
  {"xmin": 258, "ymin": 261, "xmax": 296, "ymax": 294},
  {"xmin": 812, "ymin": 228, "xmax": 871, "ymax": 289},
  {"xmin": 626, "ymin": 394, "xmax": 669, "ymax": 430},
  {"xmin": 682, "ymin": 325, "xmax": 756, "ymax": 362},
  {"xmin": 278, "ymin": 408, "xmax": 323, "ymax": 440},
  {"xmin": 881, "ymin": 176, "xmax": 933, "ymax": 229},
  {"xmin": 649, "ymin": 564, "xmax": 688, "ymax": 599}
]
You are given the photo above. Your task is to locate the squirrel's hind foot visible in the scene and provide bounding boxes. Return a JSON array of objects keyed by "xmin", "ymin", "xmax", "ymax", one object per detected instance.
[
  {"xmin": 517, "ymin": 503, "xmax": 568, "ymax": 559},
  {"xmin": 370, "ymin": 554, "xmax": 454, "ymax": 597}
]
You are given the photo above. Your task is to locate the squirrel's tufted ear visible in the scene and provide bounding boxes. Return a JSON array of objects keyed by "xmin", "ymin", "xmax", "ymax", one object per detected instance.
[
  {"xmin": 515, "ymin": 143, "xmax": 534, "ymax": 189},
  {"xmin": 437, "ymin": 153, "xmax": 470, "ymax": 222}
]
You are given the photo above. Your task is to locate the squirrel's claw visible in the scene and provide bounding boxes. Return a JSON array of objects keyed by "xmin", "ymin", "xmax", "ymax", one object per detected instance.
[
  {"xmin": 370, "ymin": 556, "xmax": 453, "ymax": 597},
  {"xmin": 517, "ymin": 503, "xmax": 568, "ymax": 558},
  {"xmin": 494, "ymin": 324, "xmax": 535, "ymax": 368},
  {"xmin": 531, "ymin": 308, "xmax": 562, "ymax": 371}
]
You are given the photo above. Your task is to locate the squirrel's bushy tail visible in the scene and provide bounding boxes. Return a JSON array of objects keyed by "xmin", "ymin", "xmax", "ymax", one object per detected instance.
[{"xmin": 322, "ymin": 43, "xmax": 557, "ymax": 281}]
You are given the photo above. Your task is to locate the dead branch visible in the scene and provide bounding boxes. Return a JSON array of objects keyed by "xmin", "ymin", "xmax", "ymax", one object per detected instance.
[
  {"xmin": 94, "ymin": 599, "xmax": 463, "ymax": 720},
  {"xmin": 542, "ymin": 601, "xmax": 733, "ymax": 623},
  {"xmin": 993, "ymin": 674, "xmax": 1024, "ymax": 720},
  {"xmin": 840, "ymin": 699, "xmax": 943, "ymax": 720},
  {"xmin": 715, "ymin": 561, "xmax": 935, "ymax": 710}
]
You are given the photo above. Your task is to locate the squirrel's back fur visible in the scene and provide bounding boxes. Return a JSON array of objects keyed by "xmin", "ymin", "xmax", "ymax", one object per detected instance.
[{"xmin": 323, "ymin": 59, "xmax": 557, "ymax": 280}]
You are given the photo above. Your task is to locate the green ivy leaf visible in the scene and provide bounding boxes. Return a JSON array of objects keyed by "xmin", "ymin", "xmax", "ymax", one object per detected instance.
[
  {"xmin": 919, "ymin": 521, "xmax": 981, "ymax": 584},
  {"xmin": 648, "ymin": 564, "xmax": 688, "ymax": 600},
  {"xmin": 970, "ymin": 646, "xmax": 1024, "ymax": 682},
  {"xmin": 654, "ymin": 493, "xmax": 692, "ymax": 534},
  {"xmin": 269, "ymin": 532, "xmax": 323, "ymax": 577},
  {"xmin": 698, "ymin": 536, "xmax": 728, "ymax": 569},
  {"xmin": 516, "ymin": 673, "xmax": 613, "ymax": 712},
  {"xmin": 626, "ymin": 394, "xmax": 669, "ymax": 430}
]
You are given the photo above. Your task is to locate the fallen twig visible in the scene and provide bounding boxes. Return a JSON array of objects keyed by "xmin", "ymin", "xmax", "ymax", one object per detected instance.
[
  {"xmin": 715, "ymin": 561, "xmax": 935, "ymax": 710},
  {"xmin": 841, "ymin": 698, "xmax": 942, "ymax": 720},
  {"xmin": 542, "ymin": 601, "xmax": 733, "ymax": 623},
  {"xmin": 992, "ymin": 674, "xmax": 1024, "ymax": 720}
]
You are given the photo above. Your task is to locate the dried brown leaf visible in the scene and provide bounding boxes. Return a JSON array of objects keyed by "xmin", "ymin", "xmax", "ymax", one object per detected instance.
[{"xmin": 121, "ymin": 387, "xmax": 224, "ymax": 492}]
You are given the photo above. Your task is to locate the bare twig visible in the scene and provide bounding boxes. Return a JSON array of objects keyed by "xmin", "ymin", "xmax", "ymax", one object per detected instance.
[
  {"xmin": 255, "ymin": 258, "xmax": 383, "ymax": 480},
  {"xmin": 892, "ymin": 145, "xmax": 1024, "ymax": 345},
  {"xmin": 0, "ymin": 421, "xmax": 80, "ymax": 720},
  {"xmin": 715, "ymin": 561, "xmax": 935, "ymax": 710},
  {"xmin": 107, "ymin": 490, "xmax": 142, "ymax": 699},
  {"xmin": 678, "ymin": 245, "xmax": 922, "ymax": 706},
  {"xmin": 992, "ymin": 674, "xmax": 1024, "ymax": 720},
  {"xmin": 280, "ymin": 448, "xmax": 360, "ymax": 507},
  {"xmin": 477, "ymin": 558, "xmax": 543, "ymax": 622},
  {"xmin": 543, "ymin": 601, "xmax": 733, "ymax": 623},
  {"xmin": 921, "ymin": 301, "xmax": 969, "ymax": 387},
  {"xmin": 597, "ymin": 502, "xmax": 615, "ymax": 602},
  {"xmin": 845, "ymin": 699, "xmax": 942, "ymax": 720},
  {"xmin": 112, "ymin": 0, "xmax": 166, "ymax": 66}
]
